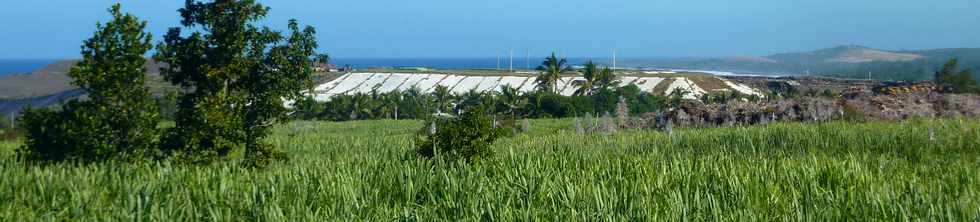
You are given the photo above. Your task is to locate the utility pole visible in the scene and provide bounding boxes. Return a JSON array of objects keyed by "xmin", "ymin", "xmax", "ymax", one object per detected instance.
[
  {"xmin": 613, "ymin": 48, "xmax": 617, "ymax": 70},
  {"xmin": 509, "ymin": 49, "xmax": 514, "ymax": 72},
  {"xmin": 496, "ymin": 53, "xmax": 501, "ymax": 70},
  {"xmin": 526, "ymin": 49, "xmax": 530, "ymax": 71}
]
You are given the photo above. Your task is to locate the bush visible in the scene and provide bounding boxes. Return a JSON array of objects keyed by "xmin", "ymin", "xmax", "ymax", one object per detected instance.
[
  {"xmin": 18, "ymin": 100, "xmax": 160, "ymax": 163},
  {"xmin": 17, "ymin": 4, "xmax": 161, "ymax": 163},
  {"xmin": 415, "ymin": 107, "xmax": 505, "ymax": 162}
]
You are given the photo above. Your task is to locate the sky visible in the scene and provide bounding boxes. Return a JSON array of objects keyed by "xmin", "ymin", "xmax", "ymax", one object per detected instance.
[{"xmin": 1, "ymin": 0, "xmax": 978, "ymax": 59}]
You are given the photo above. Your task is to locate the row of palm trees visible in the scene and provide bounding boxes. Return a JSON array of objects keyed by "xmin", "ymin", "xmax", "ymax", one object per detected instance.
[
  {"xmin": 291, "ymin": 52, "xmax": 662, "ymax": 121},
  {"xmin": 534, "ymin": 53, "xmax": 620, "ymax": 96}
]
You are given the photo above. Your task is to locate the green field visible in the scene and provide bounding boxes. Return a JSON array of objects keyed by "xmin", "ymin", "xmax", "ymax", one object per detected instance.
[{"xmin": 2, "ymin": 118, "xmax": 979, "ymax": 220}]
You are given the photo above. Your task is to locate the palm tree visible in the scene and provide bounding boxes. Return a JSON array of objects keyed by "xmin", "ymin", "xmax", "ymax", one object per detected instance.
[
  {"xmin": 350, "ymin": 93, "xmax": 374, "ymax": 120},
  {"xmin": 574, "ymin": 61, "xmax": 599, "ymax": 96},
  {"xmin": 432, "ymin": 85, "xmax": 452, "ymax": 114},
  {"xmin": 535, "ymin": 52, "xmax": 573, "ymax": 94},
  {"xmin": 380, "ymin": 90, "xmax": 404, "ymax": 119},
  {"xmin": 498, "ymin": 85, "xmax": 527, "ymax": 116},
  {"xmin": 595, "ymin": 66, "xmax": 620, "ymax": 91}
]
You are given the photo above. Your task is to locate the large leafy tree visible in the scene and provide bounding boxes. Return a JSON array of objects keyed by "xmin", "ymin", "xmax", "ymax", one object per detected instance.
[
  {"xmin": 18, "ymin": 4, "xmax": 160, "ymax": 162},
  {"xmin": 535, "ymin": 53, "xmax": 573, "ymax": 93},
  {"xmin": 154, "ymin": 0, "xmax": 322, "ymax": 166}
]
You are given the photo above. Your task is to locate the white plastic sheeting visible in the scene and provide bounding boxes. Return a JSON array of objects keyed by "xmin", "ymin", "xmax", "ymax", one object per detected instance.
[
  {"xmin": 558, "ymin": 77, "xmax": 585, "ymax": 96},
  {"xmin": 326, "ymin": 73, "xmax": 375, "ymax": 94},
  {"xmin": 451, "ymin": 76, "xmax": 486, "ymax": 93},
  {"xmin": 397, "ymin": 73, "xmax": 432, "ymax": 91},
  {"xmin": 350, "ymin": 73, "xmax": 390, "ymax": 94},
  {"xmin": 315, "ymin": 74, "xmax": 348, "ymax": 92},
  {"xmin": 618, "ymin": 77, "xmax": 639, "ymax": 87},
  {"xmin": 632, "ymin": 77, "xmax": 665, "ymax": 92},
  {"xmin": 517, "ymin": 77, "xmax": 538, "ymax": 92},
  {"xmin": 309, "ymin": 73, "xmax": 759, "ymax": 101},
  {"xmin": 665, "ymin": 77, "xmax": 706, "ymax": 100},
  {"xmin": 475, "ymin": 76, "xmax": 503, "ymax": 92},
  {"xmin": 721, "ymin": 78, "xmax": 764, "ymax": 97},
  {"xmin": 376, "ymin": 73, "xmax": 412, "ymax": 92},
  {"xmin": 438, "ymin": 75, "xmax": 466, "ymax": 90},
  {"xmin": 415, "ymin": 74, "xmax": 448, "ymax": 93}
]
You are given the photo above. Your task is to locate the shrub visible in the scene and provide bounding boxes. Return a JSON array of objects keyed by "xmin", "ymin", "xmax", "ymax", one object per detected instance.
[
  {"xmin": 616, "ymin": 96, "xmax": 629, "ymax": 127},
  {"xmin": 17, "ymin": 4, "xmax": 160, "ymax": 163},
  {"xmin": 415, "ymin": 107, "xmax": 505, "ymax": 162}
]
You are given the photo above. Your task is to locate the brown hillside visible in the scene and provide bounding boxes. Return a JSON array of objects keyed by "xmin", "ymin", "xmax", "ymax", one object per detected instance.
[{"xmin": 0, "ymin": 59, "xmax": 166, "ymax": 99}]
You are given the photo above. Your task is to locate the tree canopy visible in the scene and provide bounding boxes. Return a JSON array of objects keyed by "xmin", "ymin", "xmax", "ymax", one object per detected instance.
[
  {"xmin": 535, "ymin": 53, "xmax": 574, "ymax": 93},
  {"xmin": 18, "ymin": 4, "xmax": 160, "ymax": 163},
  {"xmin": 934, "ymin": 58, "xmax": 978, "ymax": 94},
  {"xmin": 154, "ymin": 0, "xmax": 323, "ymax": 166}
]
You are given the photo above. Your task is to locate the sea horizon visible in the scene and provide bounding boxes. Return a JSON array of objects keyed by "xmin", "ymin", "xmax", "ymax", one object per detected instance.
[{"xmin": 1, "ymin": 57, "xmax": 637, "ymax": 76}]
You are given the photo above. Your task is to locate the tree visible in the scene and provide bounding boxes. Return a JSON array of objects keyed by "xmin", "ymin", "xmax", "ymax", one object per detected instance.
[
  {"xmin": 379, "ymin": 90, "xmax": 404, "ymax": 119},
  {"xmin": 154, "ymin": 0, "xmax": 323, "ymax": 167},
  {"xmin": 415, "ymin": 107, "xmax": 504, "ymax": 162},
  {"xmin": 935, "ymin": 58, "xmax": 978, "ymax": 94},
  {"xmin": 497, "ymin": 85, "xmax": 527, "ymax": 117},
  {"xmin": 18, "ymin": 4, "xmax": 160, "ymax": 163},
  {"xmin": 573, "ymin": 61, "xmax": 599, "ymax": 96},
  {"xmin": 595, "ymin": 66, "xmax": 620, "ymax": 91},
  {"xmin": 535, "ymin": 53, "xmax": 573, "ymax": 93},
  {"xmin": 432, "ymin": 85, "xmax": 454, "ymax": 114}
]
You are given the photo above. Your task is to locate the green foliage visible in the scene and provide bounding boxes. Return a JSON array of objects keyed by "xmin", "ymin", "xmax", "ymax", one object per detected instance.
[
  {"xmin": 154, "ymin": 0, "xmax": 322, "ymax": 167},
  {"xmin": 297, "ymin": 84, "xmax": 667, "ymax": 121},
  {"xmin": 2, "ymin": 119, "xmax": 980, "ymax": 220},
  {"xmin": 0, "ymin": 114, "xmax": 13, "ymax": 132},
  {"xmin": 595, "ymin": 66, "xmax": 620, "ymax": 90},
  {"xmin": 667, "ymin": 88, "xmax": 691, "ymax": 107},
  {"xmin": 535, "ymin": 53, "xmax": 574, "ymax": 93},
  {"xmin": 573, "ymin": 61, "xmax": 599, "ymax": 96},
  {"xmin": 496, "ymin": 85, "xmax": 527, "ymax": 117},
  {"xmin": 17, "ymin": 4, "xmax": 160, "ymax": 163},
  {"xmin": 573, "ymin": 61, "xmax": 620, "ymax": 96},
  {"xmin": 415, "ymin": 107, "xmax": 504, "ymax": 162},
  {"xmin": 935, "ymin": 58, "xmax": 979, "ymax": 94},
  {"xmin": 157, "ymin": 90, "xmax": 180, "ymax": 120},
  {"xmin": 699, "ymin": 90, "xmax": 759, "ymax": 104}
]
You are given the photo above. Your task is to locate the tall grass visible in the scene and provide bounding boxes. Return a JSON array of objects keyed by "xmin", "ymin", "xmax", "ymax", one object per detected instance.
[{"xmin": 1, "ymin": 118, "xmax": 978, "ymax": 220}]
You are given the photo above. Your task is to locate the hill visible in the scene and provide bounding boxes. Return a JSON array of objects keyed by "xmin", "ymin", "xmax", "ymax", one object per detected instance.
[
  {"xmin": 0, "ymin": 59, "xmax": 168, "ymax": 100},
  {"xmin": 0, "ymin": 60, "xmax": 77, "ymax": 100},
  {"xmin": 622, "ymin": 45, "xmax": 980, "ymax": 81},
  {"xmin": 768, "ymin": 45, "xmax": 923, "ymax": 64},
  {"xmin": 0, "ymin": 59, "xmax": 175, "ymax": 115}
]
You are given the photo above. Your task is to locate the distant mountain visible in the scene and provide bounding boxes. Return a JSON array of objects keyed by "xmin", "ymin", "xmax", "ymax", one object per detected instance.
[
  {"xmin": 0, "ymin": 59, "xmax": 166, "ymax": 100},
  {"xmin": 768, "ymin": 45, "xmax": 922, "ymax": 64},
  {"xmin": 622, "ymin": 45, "xmax": 980, "ymax": 81},
  {"xmin": 0, "ymin": 59, "xmax": 173, "ymax": 116},
  {"xmin": 0, "ymin": 60, "xmax": 77, "ymax": 100}
]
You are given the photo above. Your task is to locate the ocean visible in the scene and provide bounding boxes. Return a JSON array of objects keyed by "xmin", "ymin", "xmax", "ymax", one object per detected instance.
[
  {"xmin": 331, "ymin": 57, "xmax": 612, "ymax": 70},
  {"xmin": 0, "ymin": 59, "xmax": 57, "ymax": 76},
  {"xmin": 0, "ymin": 57, "xmax": 624, "ymax": 77}
]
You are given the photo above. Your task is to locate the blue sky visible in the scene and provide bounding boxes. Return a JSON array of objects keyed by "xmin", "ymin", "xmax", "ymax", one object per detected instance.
[{"xmin": 1, "ymin": 0, "xmax": 978, "ymax": 59}]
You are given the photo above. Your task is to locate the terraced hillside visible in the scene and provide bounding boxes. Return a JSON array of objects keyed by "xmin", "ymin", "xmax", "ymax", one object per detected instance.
[{"xmin": 310, "ymin": 72, "xmax": 764, "ymax": 100}]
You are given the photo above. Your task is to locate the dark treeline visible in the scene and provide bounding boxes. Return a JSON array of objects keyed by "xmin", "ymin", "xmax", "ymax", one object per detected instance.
[{"xmin": 291, "ymin": 84, "xmax": 673, "ymax": 121}]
